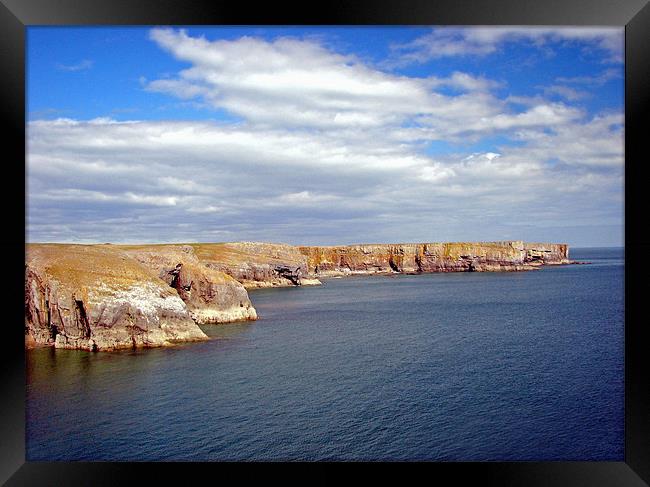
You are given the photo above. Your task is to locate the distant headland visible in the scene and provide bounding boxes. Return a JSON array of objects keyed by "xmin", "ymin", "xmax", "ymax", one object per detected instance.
[{"xmin": 25, "ymin": 241, "xmax": 572, "ymax": 352}]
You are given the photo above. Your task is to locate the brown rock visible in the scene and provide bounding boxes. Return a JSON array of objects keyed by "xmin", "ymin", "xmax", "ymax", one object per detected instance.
[
  {"xmin": 298, "ymin": 241, "xmax": 571, "ymax": 276},
  {"xmin": 123, "ymin": 245, "xmax": 257, "ymax": 324},
  {"xmin": 25, "ymin": 244, "xmax": 208, "ymax": 351},
  {"xmin": 187, "ymin": 242, "xmax": 321, "ymax": 288},
  {"xmin": 24, "ymin": 240, "xmax": 571, "ymax": 352}
]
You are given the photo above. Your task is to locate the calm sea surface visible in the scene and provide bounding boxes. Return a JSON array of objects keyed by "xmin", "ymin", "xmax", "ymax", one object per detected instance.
[{"xmin": 26, "ymin": 247, "xmax": 624, "ymax": 461}]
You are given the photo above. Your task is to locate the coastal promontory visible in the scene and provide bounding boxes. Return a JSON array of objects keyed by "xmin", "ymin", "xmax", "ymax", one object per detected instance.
[{"xmin": 25, "ymin": 240, "xmax": 572, "ymax": 351}]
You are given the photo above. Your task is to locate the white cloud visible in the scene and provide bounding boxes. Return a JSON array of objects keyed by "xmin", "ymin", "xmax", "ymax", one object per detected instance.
[
  {"xmin": 539, "ymin": 84, "xmax": 589, "ymax": 101},
  {"xmin": 390, "ymin": 27, "xmax": 623, "ymax": 65},
  {"xmin": 55, "ymin": 59, "xmax": 94, "ymax": 71},
  {"xmin": 272, "ymin": 191, "xmax": 343, "ymax": 206},
  {"xmin": 424, "ymin": 72, "xmax": 504, "ymax": 92},
  {"xmin": 187, "ymin": 205, "xmax": 221, "ymax": 213},
  {"xmin": 417, "ymin": 164, "xmax": 456, "ymax": 183},
  {"xmin": 146, "ymin": 79, "xmax": 212, "ymax": 100},
  {"xmin": 556, "ymin": 67, "xmax": 622, "ymax": 85},
  {"xmin": 510, "ymin": 113, "xmax": 624, "ymax": 167},
  {"xmin": 36, "ymin": 188, "xmax": 180, "ymax": 206}
]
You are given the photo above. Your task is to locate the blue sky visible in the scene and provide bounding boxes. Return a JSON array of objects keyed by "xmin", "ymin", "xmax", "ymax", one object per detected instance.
[{"xmin": 27, "ymin": 26, "xmax": 624, "ymax": 247}]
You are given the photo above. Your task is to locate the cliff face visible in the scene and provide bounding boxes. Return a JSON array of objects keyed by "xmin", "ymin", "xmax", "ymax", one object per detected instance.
[
  {"xmin": 121, "ymin": 245, "xmax": 258, "ymax": 324},
  {"xmin": 522, "ymin": 242, "xmax": 570, "ymax": 264},
  {"xmin": 25, "ymin": 240, "xmax": 571, "ymax": 351},
  {"xmin": 187, "ymin": 242, "xmax": 321, "ymax": 289},
  {"xmin": 298, "ymin": 241, "xmax": 570, "ymax": 276},
  {"xmin": 25, "ymin": 245, "xmax": 209, "ymax": 351},
  {"xmin": 25, "ymin": 244, "xmax": 258, "ymax": 351}
]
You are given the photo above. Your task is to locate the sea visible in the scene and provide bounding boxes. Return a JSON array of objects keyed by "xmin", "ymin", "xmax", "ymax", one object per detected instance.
[{"xmin": 25, "ymin": 247, "xmax": 624, "ymax": 461}]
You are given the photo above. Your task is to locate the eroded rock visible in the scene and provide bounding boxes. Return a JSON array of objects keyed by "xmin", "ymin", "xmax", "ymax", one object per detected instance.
[
  {"xmin": 25, "ymin": 245, "xmax": 208, "ymax": 351},
  {"xmin": 122, "ymin": 245, "xmax": 258, "ymax": 324},
  {"xmin": 24, "ymin": 240, "xmax": 572, "ymax": 351},
  {"xmin": 187, "ymin": 242, "xmax": 321, "ymax": 288},
  {"xmin": 298, "ymin": 241, "xmax": 571, "ymax": 276}
]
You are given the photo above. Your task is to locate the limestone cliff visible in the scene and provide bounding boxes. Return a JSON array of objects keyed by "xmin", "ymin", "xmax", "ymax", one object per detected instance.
[
  {"xmin": 25, "ymin": 244, "xmax": 258, "ymax": 351},
  {"xmin": 298, "ymin": 241, "xmax": 570, "ymax": 276},
  {"xmin": 25, "ymin": 244, "xmax": 209, "ymax": 351},
  {"xmin": 25, "ymin": 240, "xmax": 572, "ymax": 352},
  {"xmin": 187, "ymin": 242, "xmax": 321, "ymax": 289},
  {"xmin": 121, "ymin": 245, "xmax": 257, "ymax": 324}
]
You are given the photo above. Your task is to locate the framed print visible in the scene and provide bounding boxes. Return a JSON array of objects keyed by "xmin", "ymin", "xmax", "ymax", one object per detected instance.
[{"xmin": 2, "ymin": 0, "xmax": 649, "ymax": 484}]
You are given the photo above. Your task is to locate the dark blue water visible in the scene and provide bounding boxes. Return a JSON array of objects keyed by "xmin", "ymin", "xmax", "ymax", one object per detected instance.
[{"xmin": 26, "ymin": 247, "xmax": 624, "ymax": 461}]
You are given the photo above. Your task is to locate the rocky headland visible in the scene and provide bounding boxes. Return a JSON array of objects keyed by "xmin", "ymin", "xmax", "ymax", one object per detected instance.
[
  {"xmin": 299, "ymin": 241, "xmax": 570, "ymax": 276},
  {"xmin": 186, "ymin": 242, "xmax": 322, "ymax": 289},
  {"xmin": 25, "ymin": 240, "xmax": 572, "ymax": 351}
]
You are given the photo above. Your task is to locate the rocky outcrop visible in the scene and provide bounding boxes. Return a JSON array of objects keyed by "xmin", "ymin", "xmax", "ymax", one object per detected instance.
[
  {"xmin": 122, "ymin": 245, "xmax": 257, "ymax": 324},
  {"xmin": 522, "ymin": 242, "xmax": 570, "ymax": 265},
  {"xmin": 25, "ymin": 244, "xmax": 261, "ymax": 351},
  {"xmin": 298, "ymin": 241, "xmax": 571, "ymax": 276},
  {"xmin": 187, "ymin": 242, "xmax": 322, "ymax": 289},
  {"xmin": 25, "ymin": 245, "xmax": 209, "ymax": 351}
]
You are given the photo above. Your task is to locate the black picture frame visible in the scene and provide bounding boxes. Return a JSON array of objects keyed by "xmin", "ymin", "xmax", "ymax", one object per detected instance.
[{"xmin": 2, "ymin": 0, "xmax": 648, "ymax": 484}]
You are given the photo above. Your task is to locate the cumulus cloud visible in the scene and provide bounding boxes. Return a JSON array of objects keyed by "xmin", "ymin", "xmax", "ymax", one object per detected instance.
[
  {"xmin": 144, "ymin": 28, "xmax": 579, "ymax": 139},
  {"xmin": 147, "ymin": 28, "xmax": 422, "ymax": 129},
  {"xmin": 140, "ymin": 28, "xmax": 595, "ymax": 163}
]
